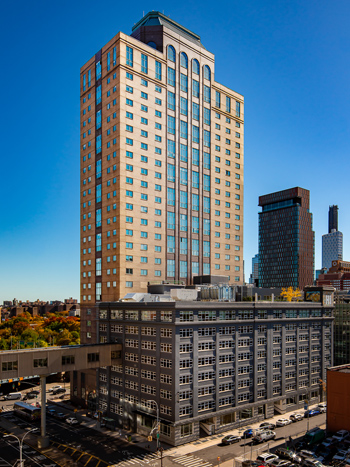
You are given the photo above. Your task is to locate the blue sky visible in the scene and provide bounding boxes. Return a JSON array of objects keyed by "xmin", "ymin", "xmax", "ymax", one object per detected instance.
[{"xmin": 1, "ymin": 0, "xmax": 350, "ymax": 302}]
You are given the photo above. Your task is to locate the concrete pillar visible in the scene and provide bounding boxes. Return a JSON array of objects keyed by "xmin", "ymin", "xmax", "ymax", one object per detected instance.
[{"xmin": 38, "ymin": 375, "xmax": 49, "ymax": 448}]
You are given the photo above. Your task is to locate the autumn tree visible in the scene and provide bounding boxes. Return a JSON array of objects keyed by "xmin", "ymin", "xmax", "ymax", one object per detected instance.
[{"xmin": 280, "ymin": 287, "xmax": 303, "ymax": 302}]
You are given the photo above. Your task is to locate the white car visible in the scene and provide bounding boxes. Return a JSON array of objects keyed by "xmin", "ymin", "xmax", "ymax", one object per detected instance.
[
  {"xmin": 66, "ymin": 417, "xmax": 80, "ymax": 426},
  {"xmin": 256, "ymin": 453, "xmax": 278, "ymax": 464},
  {"xmin": 332, "ymin": 429, "xmax": 349, "ymax": 442},
  {"xmin": 48, "ymin": 385, "xmax": 62, "ymax": 393},
  {"xmin": 276, "ymin": 418, "xmax": 292, "ymax": 427},
  {"xmin": 317, "ymin": 403, "xmax": 326, "ymax": 413}
]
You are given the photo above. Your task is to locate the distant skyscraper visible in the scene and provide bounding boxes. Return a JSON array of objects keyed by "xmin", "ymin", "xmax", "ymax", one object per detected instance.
[
  {"xmin": 329, "ymin": 205, "xmax": 339, "ymax": 233},
  {"xmin": 258, "ymin": 187, "xmax": 314, "ymax": 289},
  {"xmin": 322, "ymin": 205, "xmax": 343, "ymax": 270},
  {"xmin": 249, "ymin": 254, "xmax": 259, "ymax": 285}
]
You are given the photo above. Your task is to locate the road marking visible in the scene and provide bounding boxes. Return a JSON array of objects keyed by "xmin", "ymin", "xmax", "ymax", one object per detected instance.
[
  {"xmin": 173, "ymin": 454, "xmax": 212, "ymax": 467},
  {"xmin": 0, "ymin": 458, "xmax": 11, "ymax": 466}
]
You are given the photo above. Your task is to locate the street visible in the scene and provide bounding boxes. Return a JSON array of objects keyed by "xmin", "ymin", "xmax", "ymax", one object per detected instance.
[{"xmin": 0, "ymin": 393, "xmax": 326, "ymax": 467}]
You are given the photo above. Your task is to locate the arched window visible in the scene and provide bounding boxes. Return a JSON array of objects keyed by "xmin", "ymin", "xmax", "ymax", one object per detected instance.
[
  {"xmin": 147, "ymin": 41, "xmax": 157, "ymax": 50},
  {"xmin": 167, "ymin": 45, "xmax": 176, "ymax": 62},
  {"xmin": 192, "ymin": 59, "xmax": 200, "ymax": 75},
  {"xmin": 180, "ymin": 52, "xmax": 188, "ymax": 69},
  {"xmin": 203, "ymin": 65, "xmax": 211, "ymax": 81}
]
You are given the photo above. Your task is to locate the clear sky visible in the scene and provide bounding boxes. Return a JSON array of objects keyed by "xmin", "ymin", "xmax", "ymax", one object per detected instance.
[{"xmin": 1, "ymin": 0, "xmax": 350, "ymax": 302}]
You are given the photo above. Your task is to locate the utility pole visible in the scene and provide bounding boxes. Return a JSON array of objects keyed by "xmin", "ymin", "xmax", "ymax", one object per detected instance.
[{"xmin": 147, "ymin": 399, "xmax": 160, "ymax": 449}]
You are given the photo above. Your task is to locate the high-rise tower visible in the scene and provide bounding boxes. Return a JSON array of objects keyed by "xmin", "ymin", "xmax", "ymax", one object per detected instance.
[
  {"xmin": 322, "ymin": 205, "xmax": 343, "ymax": 270},
  {"xmin": 80, "ymin": 12, "xmax": 244, "ymax": 342},
  {"xmin": 258, "ymin": 187, "xmax": 314, "ymax": 289},
  {"xmin": 329, "ymin": 205, "xmax": 339, "ymax": 233}
]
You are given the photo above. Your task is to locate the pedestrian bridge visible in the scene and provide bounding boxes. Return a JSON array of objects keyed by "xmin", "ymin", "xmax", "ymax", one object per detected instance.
[{"xmin": 0, "ymin": 343, "xmax": 122, "ymax": 448}]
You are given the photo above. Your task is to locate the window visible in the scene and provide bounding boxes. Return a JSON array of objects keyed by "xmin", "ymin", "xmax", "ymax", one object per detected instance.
[
  {"xmin": 180, "ymin": 73, "xmax": 188, "ymax": 92},
  {"xmin": 192, "ymin": 148, "xmax": 199, "ymax": 166},
  {"xmin": 180, "ymin": 97, "xmax": 188, "ymax": 115},
  {"xmin": 192, "ymin": 79, "xmax": 199, "ymax": 98},
  {"xmin": 180, "ymin": 167, "xmax": 188, "ymax": 185},
  {"xmin": 192, "ymin": 171, "xmax": 199, "ymax": 188},
  {"xmin": 168, "ymin": 116, "xmax": 175, "ymax": 135},
  {"xmin": 167, "ymin": 91, "xmax": 175, "ymax": 110},
  {"xmin": 216, "ymin": 91, "xmax": 221, "ymax": 108},
  {"xmin": 180, "ymin": 52, "xmax": 188, "ymax": 68},
  {"xmin": 167, "ymin": 67, "xmax": 175, "ymax": 86},
  {"xmin": 192, "ymin": 125, "xmax": 199, "ymax": 143},
  {"xmin": 192, "ymin": 102, "xmax": 199, "ymax": 121},
  {"xmin": 204, "ymin": 107, "xmax": 210, "ymax": 125},
  {"xmin": 204, "ymin": 85, "xmax": 211, "ymax": 103},
  {"xmin": 126, "ymin": 46, "xmax": 133, "ymax": 66},
  {"xmin": 180, "ymin": 121, "xmax": 188, "ymax": 139},
  {"xmin": 204, "ymin": 130, "xmax": 211, "ymax": 148},
  {"xmin": 236, "ymin": 101, "xmax": 241, "ymax": 117},
  {"xmin": 168, "ymin": 139, "xmax": 175, "ymax": 158},
  {"xmin": 203, "ymin": 65, "xmax": 211, "ymax": 80},
  {"xmin": 155, "ymin": 61, "xmax": 162, "ymax": 80},
  {"xmin": 167, "ymin": 164, "xmax": 175, "ymax": 182},
  {"xmin": 180, "ymin": 144, "xmax": 188, "ymax": 162},
  {"xmin": 141, "ymin": 54, "xmax": 148, "ymax": 74},
  {"xmin": 167, "ymin": 45, "xmax": 176, "ymax": 62},
  {"xmin": 192, "ymin": 59, "xmax": 199, "ymax": 75},
  {"xmin": 226, "ymin": 96, "xmax": 231, "ymax": 113}
]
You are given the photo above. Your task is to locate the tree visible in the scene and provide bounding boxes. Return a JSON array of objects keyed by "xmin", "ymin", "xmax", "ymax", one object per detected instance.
[{"xmin": 280, "ymin": 287, "xmax": 303, "ymax": 302}]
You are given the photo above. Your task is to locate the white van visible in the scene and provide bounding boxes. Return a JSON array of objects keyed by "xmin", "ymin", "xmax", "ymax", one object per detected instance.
[{"xmin": 5, "ymin": 392, "xmax": 22, "ymax": 400}]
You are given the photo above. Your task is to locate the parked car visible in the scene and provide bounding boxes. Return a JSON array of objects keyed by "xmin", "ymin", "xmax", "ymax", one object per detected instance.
[
  {"xmin": 48, "ymin": 385, "xmax": 62, "ymax": 393},
  {"xmin": 304, "ymin": 409, "xmax": 321, "ymax": 418},
  {"xmin": 52, "ymin": 388, "xmax": 66, "ymax": 395},
  {"xmin": 54, "ymin": 412, "xmax": 66, "ymax": 420},
  {"xmin": 332, "ymin": 429, "xmax": 349, "ymax": 442},
  {"xmin": 243, "ymin": 462, "xmax": 268, "ymax": 467},
  {"xmin": 331, "ymin": 450, "xmax": 349, "ymax": 462},
  {"xmin": 270, "ymin": 460, "xmax": 291, "ymax": 467},
  {"xmin": 317, "ymin": 404, "xmax": 326, "ymax": 413},
  {"xmin": 221, "ymin": 434, "xmax": 241, "ymax": 445},
  {"xmin": 23, "ymin": 393, "xmax": 37, "ymax": 400},
  {"xmin": 256, "ymin": 453, "xmax": 278, "ymax": 465},
  {"xmin": 66, "ymin": 417, "xmax": 80, "ymax": 426},
  {"xmin": 290, "ymin": 413, "xmax": 303, "ymax": 422},
  {"xmin": 259, "ymin": 422, "xmax": 276, "ymax": 430},
  {"xmin": 243, "ymin": 428, "xmax": 255, "ymax": 438},
  {"xmin": 276, "ymin": 418, "xmax": 292, "ymax": 427},
  {"xmin": 47, "ymin": 409, "xmax": 56, "ymax": 417},
  {"xmin": 4, "ymin": 392, "xmax": 22, "ymax": 400},
  {"xmin": 301, "ymin": 458, "xmax": 325, "ymax": 467},
  {"xmin": 318, "ymin": 437, "xmax": 335, "ymax": 449},
  {"xmin": 275, "ymin": 448, "xmax": 301, "ymax": 464},
  {"xmin": 253, "ymin": 430, "xmax": 276, "ymax": 444},
  {"xmin": 316, "ymin": 448, "xmax": 336, "ymax": 463}
]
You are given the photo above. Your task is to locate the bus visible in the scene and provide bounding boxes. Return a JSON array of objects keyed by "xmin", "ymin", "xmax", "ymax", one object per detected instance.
[{"xmin": 13, "ymin": 402, "xmax": 41, "ymax": 422}]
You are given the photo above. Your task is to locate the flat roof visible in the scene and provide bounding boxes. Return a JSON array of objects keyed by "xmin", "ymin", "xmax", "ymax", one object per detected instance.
[{"xmin": 328, "ymin": 364, "xmax": 350, "ymax": 373}]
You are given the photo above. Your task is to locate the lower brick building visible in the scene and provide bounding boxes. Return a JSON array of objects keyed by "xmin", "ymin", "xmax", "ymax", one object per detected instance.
[
  {"xmin": 327, "ymin": 364, "xmax": 350, "ymax": 433},
  {"xmin": 72, "ymin": 286, "xmax": 334, "ymax": 446}
]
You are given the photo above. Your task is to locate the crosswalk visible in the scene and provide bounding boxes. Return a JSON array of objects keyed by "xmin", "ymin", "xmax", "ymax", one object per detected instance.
[
  {"xmin": 173, "ymin": 454, "xmax": 213, "ymax": 467},
  {"xmin": 110, "ymin": 452, "xmax": 160, "ymax": 466}
]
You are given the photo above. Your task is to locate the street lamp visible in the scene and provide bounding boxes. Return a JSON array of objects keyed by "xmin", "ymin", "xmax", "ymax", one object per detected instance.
[
  {"xmin": 146, "ymin": 399, "xmax": 160, "ymax": 449},
  {"xmin": 4, "ymin": 428, "xmax": 38, "ymax": 467}
]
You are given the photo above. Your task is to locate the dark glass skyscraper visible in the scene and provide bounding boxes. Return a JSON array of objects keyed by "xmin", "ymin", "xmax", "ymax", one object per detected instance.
[
  {"xmin": 329, "ymin": 205, "xmax": 339, "ymax": 233},
  {"xmin": 258, "ymin": 187, "xmax": 314, "ymax": 289}
]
